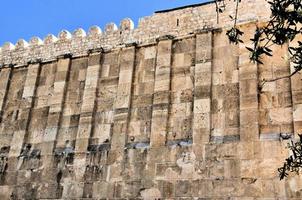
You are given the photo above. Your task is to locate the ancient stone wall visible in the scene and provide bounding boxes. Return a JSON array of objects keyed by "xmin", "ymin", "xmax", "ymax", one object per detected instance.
[
  {"xmin": 0, "ymin": 0, "xmax": 270, "ymax": 67},
  {"xmin": 0, "ymin": 0, "xmax": 301, "ymax": 199}
]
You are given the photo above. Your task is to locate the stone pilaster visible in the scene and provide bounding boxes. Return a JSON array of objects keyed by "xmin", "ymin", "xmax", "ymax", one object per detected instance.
[
  {"xmin": 127, "ymin": 46, "xmax": 157, "ymax": 144},
  {"xmin": 0, "ymin": 67, "xmax": 11, "ymax": 148},
  {"xmin": 42, "ymin": 57, "xmax": 71, "ymax": 156},
  {"xmin": 9, "ymin": 63, "xmax": 40, "ymax": 158},
  {"xmin": 192, "ymin": 32, "xmax": 212, "ymax": 160},
  {"xmin": 75, "ymin": 53, "xmax": 102, "ymax": 153},
  {"xmin": 73, "ymin": 53, "xmax": 102, "ymax": 183},
  {"xmin": 38, "ymin": 58, "xmax": 71, "ymax": 199},
  {"xmin": 167, "ymin": 37, "xmax": 195, "ymax": 143},
  {"xmin": 211, "ymin": 30, "xmax": 240, "ymax": 144},
  {"xmin": 109, "ymin": 46, "xmax": 136, "ymax": 184},
  {"xmin": 0, "ymin": 67, "xmax": 11, "ymax": 124},
  {"xmin": 239, "ymin": 39, "xmax": 259, "ymax": 143},
  {"xmin": 258, "ymin": 44, "xmax": 292, "ymax": 140},
  {"xmin": 150, "ymin": 39, "xmax": 173, "ymax": 147}
]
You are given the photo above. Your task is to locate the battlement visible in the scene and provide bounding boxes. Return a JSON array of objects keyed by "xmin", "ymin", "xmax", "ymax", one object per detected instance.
[{"xmin": 0, "ymin": 0, "xmax": 269, "ymax": 67}]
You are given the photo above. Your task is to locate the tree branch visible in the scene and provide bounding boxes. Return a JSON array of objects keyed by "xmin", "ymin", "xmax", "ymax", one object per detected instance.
[{"xmin": 260, "ymin": 68, "xmax": 301, "ymax": 90}]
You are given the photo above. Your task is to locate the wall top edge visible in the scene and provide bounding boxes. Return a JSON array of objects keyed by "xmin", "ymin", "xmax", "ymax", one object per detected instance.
[
  {"xmin": 0, "ymin": 0, "xmax": 270, "ymax": 67},
  {"xmin": 155, "ymin": 0, "xmax": 215, "ymax": 13}
]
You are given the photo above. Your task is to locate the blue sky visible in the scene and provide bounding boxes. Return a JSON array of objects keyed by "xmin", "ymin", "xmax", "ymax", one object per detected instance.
[{"xmin": 0, "ymin": 0, "xmax": 209, "ymax": 46}]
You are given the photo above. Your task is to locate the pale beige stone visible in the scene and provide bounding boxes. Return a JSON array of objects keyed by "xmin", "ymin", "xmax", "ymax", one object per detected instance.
[
  {"xmin": 0, "ymin": 1, "xmax": 298, "ymax": 199},
  {"xmin": 194, "ymin": 98, "xmax": 210, "ymax": 114}
]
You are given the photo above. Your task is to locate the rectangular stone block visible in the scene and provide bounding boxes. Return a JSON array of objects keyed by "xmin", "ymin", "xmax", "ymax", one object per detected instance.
[
  {"xmin": 196, "ymin": 33, "xmax": 212, "ymax": 62},
  {"xmin": 8, "ymin": 130, "xmax": 26, "ymax": 157}
]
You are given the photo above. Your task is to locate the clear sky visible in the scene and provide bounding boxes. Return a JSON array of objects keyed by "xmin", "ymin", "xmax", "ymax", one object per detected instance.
[{"xmin": 0, "ymin": 0, "xmax": 209, "ymax": 46}]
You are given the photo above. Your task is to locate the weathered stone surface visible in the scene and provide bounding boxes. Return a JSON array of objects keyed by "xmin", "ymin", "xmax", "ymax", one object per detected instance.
[{"xmin": 0, "ymin": 1, "xmax": 300, "ymax": 199}]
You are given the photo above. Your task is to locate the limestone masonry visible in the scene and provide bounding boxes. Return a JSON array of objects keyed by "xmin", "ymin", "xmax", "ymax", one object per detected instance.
[{"xmin": 0, "ymin": 0, "xmax": 302, "ymax": 199}]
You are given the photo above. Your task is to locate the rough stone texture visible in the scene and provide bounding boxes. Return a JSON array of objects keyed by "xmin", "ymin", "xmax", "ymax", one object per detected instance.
[
  {"xmin": 0, "ymin": 0, "xmax": 270, "ymax": 67},
  {"xmin": 0, "ymin": 1, "xmax": 301, "ymax": 199}
]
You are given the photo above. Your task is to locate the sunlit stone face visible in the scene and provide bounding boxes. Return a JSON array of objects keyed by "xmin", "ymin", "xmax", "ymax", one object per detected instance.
[{"xmin": 0, "ymin": 1, "xmax": 295, "ymax": 199}]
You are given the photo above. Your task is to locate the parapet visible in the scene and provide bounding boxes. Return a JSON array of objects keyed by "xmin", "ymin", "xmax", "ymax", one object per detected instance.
[{"xmin": 0, "ymin": 0, "xmax": 270, "ymax": 67}]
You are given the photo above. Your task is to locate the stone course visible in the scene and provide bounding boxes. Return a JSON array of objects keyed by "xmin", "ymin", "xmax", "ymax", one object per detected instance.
[{"xmin": 0, "ymin": 0, "xmax": 302, "ymax": 199}]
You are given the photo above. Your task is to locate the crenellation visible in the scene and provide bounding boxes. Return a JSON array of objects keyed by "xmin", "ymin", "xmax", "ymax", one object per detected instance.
[
  {"xmin": 105, "ymin": 22, "xmax": 118, "ymax": 34},
  {"xmin": 0, "ymin": 0, "xmax": 270, "ymax": 67},
  {"xmin": 120, "ymin": 18, "xmax": 135, "ymax": 31},
  {"xmin": 15, "ymin": 39, "xmax": 29, "ymax": 50},
  {"xmin": 44, "ymin": 34, "xmax": 58, "ymax": 44},
  {"xmin": 29, "ymin": 36, "xmax": 43, "ymax": 46},
  {"xmin": 73, "ymin": 28, "xmax": 86, "ymax": 38},
  {"xmin": 58, "ymin": 30, "xmax": 72, "ymax": 41},
  {"xmin": 88, "ymin": 25, "xmax": 102, "ymax": 37},
  {"xmin": 2, "ymin": 42, "xmax": 15, "ymax": 51}
]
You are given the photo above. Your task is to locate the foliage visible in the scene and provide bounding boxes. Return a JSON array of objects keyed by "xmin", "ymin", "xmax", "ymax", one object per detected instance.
[
  {"xmin": 215, "ymin": 0, "xmax": 302, "ymax": 180},
  {"xmin": 217, "ymin": 0, "xmax": 302, "ymax": 72},
  {"xmin": 278, "ymin": 134, "xmax": 302, "ymax": 180},
  {"xmin": 226, "ymin": 27, "xmax": 243, "ymax": 44},
  {"xmin": 246, "ymin": 0, "xmax": 302, "ymax": 71}
]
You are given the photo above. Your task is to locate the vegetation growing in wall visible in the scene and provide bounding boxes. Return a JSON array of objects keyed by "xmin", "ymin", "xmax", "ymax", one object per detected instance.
[
  {"xmin": 217, "ymin": 0, "xmax": 301, "ymax": 72},
  {"xmin": 216, "ymin": 0, "xmax": 302, "ymax": 180},
  {"xmin": 278, "ymin": 134, "xmax": 302, "ymax": 180}
]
